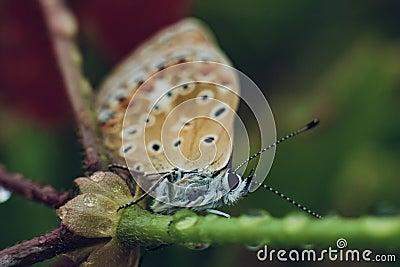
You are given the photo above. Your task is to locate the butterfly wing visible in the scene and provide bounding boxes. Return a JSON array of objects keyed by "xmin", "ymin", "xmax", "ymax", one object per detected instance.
[{"xmin": 96, "ymin": 18, "xmax": 239, "ymax": 176}]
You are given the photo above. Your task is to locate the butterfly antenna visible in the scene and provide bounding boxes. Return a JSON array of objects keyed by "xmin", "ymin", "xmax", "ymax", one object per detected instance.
[
  {"xmin": 233, "ymin": 119, "xmax": 319, "ymax": 173},
  {"xmin": 252, "ymin": 180, "xmax": 322, "ymax": 219}
]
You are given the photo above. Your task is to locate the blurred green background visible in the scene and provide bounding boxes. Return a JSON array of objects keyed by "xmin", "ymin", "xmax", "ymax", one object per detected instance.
[{"xmin": 0, "ymin": 0, "xmax": 399, "ymax": 266}]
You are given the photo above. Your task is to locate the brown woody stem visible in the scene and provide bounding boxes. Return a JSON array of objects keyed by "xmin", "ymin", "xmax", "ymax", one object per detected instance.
[
  {"xmin": 0, "ymin": 165, "xmax": 69, "ymax": 208},
  {"xmin": 0, "ymin": 225, "xmax": 108, "ymax": 267},
  {"xmin": 39, "ymin": 0, "xmax": 108, "ymax": 174}
]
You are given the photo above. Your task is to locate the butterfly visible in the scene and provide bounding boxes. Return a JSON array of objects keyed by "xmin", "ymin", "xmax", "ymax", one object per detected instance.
[{"xmin": 95, "ymin": 18, "xmax": 320, "ymax": 218}]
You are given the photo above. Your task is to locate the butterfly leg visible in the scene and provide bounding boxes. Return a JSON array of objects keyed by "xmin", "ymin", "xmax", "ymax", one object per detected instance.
[
  {"xmin": 116, "ymin": 173, "xmax": 169, "ymax": 212},
  {"xmin": 108, "ymin": 163, "xmax": 135, "ymax": 173},
  {"xmin": 108, "ymin": 163, "xmax": 141, "ymax": 196}
]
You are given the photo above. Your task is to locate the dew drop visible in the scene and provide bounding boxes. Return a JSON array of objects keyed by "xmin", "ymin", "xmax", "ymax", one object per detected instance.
[
  {"xmin": 302, "ymin": 243, "xmax": 315, "ymax": 249},
  {"xmin": 0, "ymin": 187, "xmax": 11, "ymax": 204},
  {"xmin": 38, "ymin": 235, "xmax": 47, "ymax": 244},
  {"xmin": 245, "ymin": 243, "xmax": 264, "ymax": 251},
  {"xmin": 183, "ymin": 242, "xmax": 210, "ymax": 251},
  {"xmin": 58, "ymin": 208, "xmax": 68, "ymax": 220},
  {"xmin": 97, "ymin": 220, "xmax": 113, "ymax": 235},
  {"xmin": 111, "ymin": 184, "xmax": 122, "ymax": 194},
  {"xmin": 83, "ymin": 193, "xmax": 97, "ymax": 207},
  {"xmin": 90, "ymin": 172, "xmax": 105, "ymax": 183}
]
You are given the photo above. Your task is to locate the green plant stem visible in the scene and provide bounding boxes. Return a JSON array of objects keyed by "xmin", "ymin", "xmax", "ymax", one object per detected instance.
[{"xmin": 117, "ymin": 206, "xmax": 400, "ymax": 249}]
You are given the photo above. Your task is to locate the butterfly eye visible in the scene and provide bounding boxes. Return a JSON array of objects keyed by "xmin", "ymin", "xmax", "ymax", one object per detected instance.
[{"xmin": 227, "ymin": 172, "xmax": 240, "ymax": 190}]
